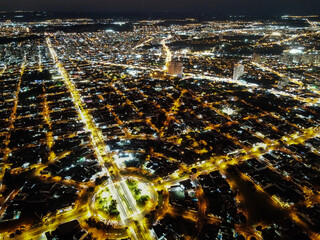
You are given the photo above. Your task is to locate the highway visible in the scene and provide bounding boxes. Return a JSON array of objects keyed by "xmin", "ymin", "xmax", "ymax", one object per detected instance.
[
  {"xmin": 132, "ymin": 37, "xmax": 154, "ymax": 50},
  {"xmin": 160, "ymin": 35, "xmax": 173, "ymax": 70},
  {"xmin": 183, "ymin": 72, "xmax": 318, "ymax": 105}
]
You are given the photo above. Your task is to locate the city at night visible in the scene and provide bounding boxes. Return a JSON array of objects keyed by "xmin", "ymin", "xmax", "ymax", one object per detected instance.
[{"xmin": 0, "ymin": 1, "xmax": 320, "ymax": 240}]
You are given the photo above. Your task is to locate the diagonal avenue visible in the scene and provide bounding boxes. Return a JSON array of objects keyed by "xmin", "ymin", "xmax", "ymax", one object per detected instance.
[{"xmin": 46, "ymin": 35, "xmax": 155, "ymax": 240}]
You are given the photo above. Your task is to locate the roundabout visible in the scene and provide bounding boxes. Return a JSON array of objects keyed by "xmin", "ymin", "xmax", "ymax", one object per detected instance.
[{"xmin": 88, "ymin": 175, "xmax": 158, "ymax": 228}]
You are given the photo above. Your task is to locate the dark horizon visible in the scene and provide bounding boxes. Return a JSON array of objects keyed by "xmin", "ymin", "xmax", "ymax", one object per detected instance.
[
  {"xmin": 1, "ymin": 0, "xmax": 320, "ymax": 17},
  {"xmin": 0, "ymin": 11, "xmax": 319, "ymax": 22}
]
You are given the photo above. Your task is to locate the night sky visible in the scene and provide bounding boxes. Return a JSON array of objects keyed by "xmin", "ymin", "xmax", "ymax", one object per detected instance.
[{"xmin": 0, "ymin": 0, "xmax": 319, "ymax": 15}]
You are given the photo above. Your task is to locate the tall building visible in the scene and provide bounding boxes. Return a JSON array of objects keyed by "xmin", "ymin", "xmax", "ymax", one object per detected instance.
[
  {"xmin": 278, "ymin": 77, "xmax": 290, "ymax": 89},
  {"xmin": 167, "ymin": 61, "xmax": 183, "ymax": 76},
  {"xmin": 219, "ymin": 33, "xmax": 224, "ymax": 41},
  {"xmin": 252, "ymin": 53, "xmax": 261, "ymax": 63},
  {"xmin": 233, "ymin": 63, "xmax": 244, "ymax": 80}
]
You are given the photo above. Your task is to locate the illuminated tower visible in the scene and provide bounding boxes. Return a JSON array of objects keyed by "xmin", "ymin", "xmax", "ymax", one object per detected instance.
[
  {"xmin": 278, "ymin": 77, "xmax": 290, "ymax": 89},
  {"xmin": 233, "ymin": 63, "xmax": 244, "ymax": 80},
  {"xmin": 167, "ymin": 61, "xmax": 183, "ymax": 76},
  {"xmin": 252, "ymin": 53, "xmax": 261, "ymax": 63},
  {"xmin": 219, "ymin": 33, "xmax": 224, "ymax": 41}
]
